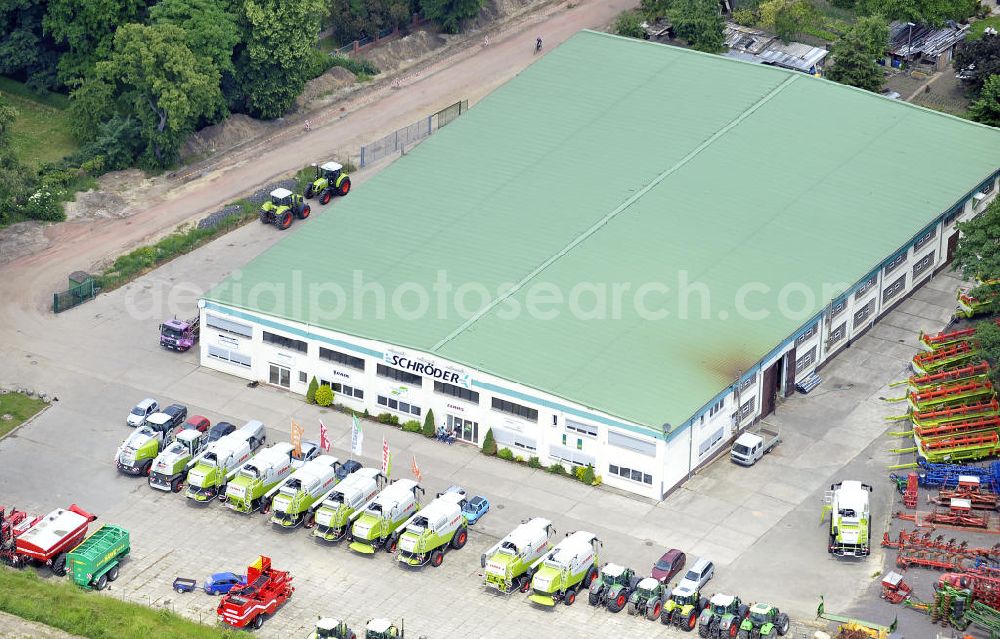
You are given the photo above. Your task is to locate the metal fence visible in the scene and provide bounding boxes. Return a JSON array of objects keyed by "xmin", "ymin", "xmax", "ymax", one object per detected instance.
[
  {"xmin": 358, "ymin": 100, "xmax": 469, "ymax": 168},
  {"xmin": 52, "ymin": 275, "xmax": 98, "ymax": 313}
]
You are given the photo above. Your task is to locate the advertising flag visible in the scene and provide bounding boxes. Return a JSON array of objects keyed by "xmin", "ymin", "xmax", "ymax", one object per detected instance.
[
  {"xmin": 319, "ymin": 419, "xmax": 331, "ymax": 452},
  {"xmin": 411, "ymin": 455, "xmax": 422, "ymax": 482},
  {"xmin": 291, "ymin": 419, "xmax": 304, "ymax": 457}
]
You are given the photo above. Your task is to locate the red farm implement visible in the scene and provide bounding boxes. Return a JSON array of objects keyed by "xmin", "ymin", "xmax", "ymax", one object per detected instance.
[
  {"xmin": 920, "ymin": 326, "xmax": 980, "ymax": 351},
  {"xmin": 910, "ymin": 399, "xmax": 1000, "ymax": 429},
  {"xmin": 880, "ymin": 571, "xmax": 913, "ymax": 603},
  {"xmin": 217, "ymin": 555, "xmax": 293, "ymax": 630},
  {"xmin": 914, "ymin": 415, "xmax": 1000, "ymax": 440},
  {"xmin": 0, "ymin": 504, "xmax": 96, "ymax": 574},
  {"xmin": 912, "ymin": 342, "xmax": 981, "ymax": 375},
  {"xmin": 891, "ymin": 362, "xmax": 991, "ymax": 393},
  {"xmin": 938, "ymin": 570, "xmax": 1000, "ymax": 610},
  {"xmin": 907, "ymin": 380, "xmax": 995, "ymax": 413}
]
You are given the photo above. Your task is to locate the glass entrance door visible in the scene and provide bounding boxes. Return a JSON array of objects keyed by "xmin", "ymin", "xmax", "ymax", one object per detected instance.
[
  {"xmin": 269, "ymin": 364, "xmax": 290, "ymax": 388},
  {"xmin": 447, "ymin": 414, "xmax": 478, "ymax": 444}
]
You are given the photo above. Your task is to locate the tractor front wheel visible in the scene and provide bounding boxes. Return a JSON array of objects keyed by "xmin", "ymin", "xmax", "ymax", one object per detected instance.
[
  {"xmin": 320, "ymin": 190, "xmax": 333, "ymax": 205},
  {"xmin": 259, "ymin": 210, "xmax": 269, "ymax": 224},
  {"xmin": 298, "ymin": 205, "xmax": 311, "ymax": 220},
  {"xmin": 583, "ymin": 566, "xmax": 598, "ymax": 588},
  {"xmin": 338, "ymin": 177, "xmax": 351, "ymax": 196},
  {"xmin": 728, "ymin": 621, "xmax": 739, "ymax": 638},
  {"xmin": 303, "ymin": 512, "xmax": 316, "ymax": 529},
  {"xmin": 305, "ymin": 184, "xmax": 315, "ymax": 198},
  {"xmin": 738, "ymin": 631, "xmax": 750, "ymax": 639},
  {"xmin": 627, "ymin": 602, "xmax": 637, "ymax": 616},
  {"xmin": 277, "ymin": 211, "xmax": 293, "ymax": 230},
  {"xmin": 171, "ymin": 478, "xmax": 183, "ymax": 493},
  {"xmin": 564, "ymin": 590, "xmax": 576, "ymax": 606},
  {"xmin": 648, "ymin": 600, "xmax": 662, "ymax": 621},
  {"xmin": 698, "ymin": 622, "xmax": 711, "ymax": 638},
  {"xmin": 430, "ymin": 550, "xmax": 444, "ymax": 567},
  {"xmin": 451, "ymin": 527, "xmax": 468, "ymax": 549},
  {"xmin": 253, "ymin": 614, "xmax": 265, "ymax": 630},
  {"xmin": 775, "ymin": 613, "xmax": 790, "ymax": 636},
  {"xmin": 608, "ymin": 593, "xmax": 626, "ymax": 613},
  {"xmin": 686, "ymin": 612, "xmax": 699, "ymax": 631}
]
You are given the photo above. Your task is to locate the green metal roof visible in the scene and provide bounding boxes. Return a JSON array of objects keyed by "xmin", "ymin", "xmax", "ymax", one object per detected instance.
[{"xmin": 206, "ymin": 30, "xmax": 1000, "ymax": 435}]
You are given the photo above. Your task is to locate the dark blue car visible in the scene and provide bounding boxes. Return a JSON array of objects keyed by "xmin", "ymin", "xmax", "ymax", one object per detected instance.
[
  {"xmin": 203, "ymin": 572, "xmax": 246, "ymax": 595},
  {"xmin": 461, "ymin": 495, "xmax": 490, "ymax": 525}
]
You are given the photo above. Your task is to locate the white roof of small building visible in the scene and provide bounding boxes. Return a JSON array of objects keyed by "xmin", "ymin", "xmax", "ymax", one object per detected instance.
[
  {"xmin": 367, "ymin": 618, "xmax": 391, "ymax": 633},
  {"xmin": 321, "ymin": 161, "xmax": 343, "ymax": 172},
  {"xmin": 271, "ymin": 188, "xmax": 293, "ymax": 199},
  {"xmin": 18, "ymin": 508, "xmax": 88, "ymax": 553}
]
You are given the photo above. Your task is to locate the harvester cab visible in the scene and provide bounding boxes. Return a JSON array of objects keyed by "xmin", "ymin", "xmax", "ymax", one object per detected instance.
[
  {"xmin": 365, "ymin": 618, "xmax": 402, "ymax": 639},
  {"xmin": 661, "ymin": 583, "xmax": 708, "ymax": 630},
  {"xmin": 259, "ymin": 187, "xmax": 310, "ymax": 230},
  {"xmin": 739, "ymin": 602, "xmax": 790, "ymax": 637},
  {"xmin": 149, "ymin": 429, "xmax": 207, "ymax": 492},
  {"xmin": 313, "ymin": 468, "xmax": 387, "ymax": 542},
  {"xmin": 482, "ymin": 517, "xmax": 555, "ymax": 593},
  {"xmin": 306, "ymin": 161, "xmax": 352, "ymax": 204},
  {"xmin": 185, "ymin": 421, "xmax": 265, "ymax": 503},
  {"xmin": 397, "ymin": 489, "xmax": 469, "ymax": 567},
  {"xmin": 116, "ymin": 424, "xmax": 169, "ymax": 476},
  {"xmin": 823, "ymin": 480, "xmax": 872, "ymax": 557},
  {"xmin": 528, "ymin": 531, "xmax": 601, "ymax": 607},
  {"xmin": 225, "ymin": 442, "xmax": 298, "ymax": 514},
  {"xmin": 588, "ymin": 562, "xmax": 639, "ymax": 612},
  {"xmin": 268, "ymin": 455, "xmax": 340, "ymax": 528},
  {"xmin": 349, "ymin": 479, "xmax": 424, "ymax": 554},
  {"xmin": 312, "ymin": 617, "xmax": 356, "ymax": 639}
]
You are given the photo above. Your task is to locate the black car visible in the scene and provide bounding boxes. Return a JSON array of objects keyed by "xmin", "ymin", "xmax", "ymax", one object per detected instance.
[
  {"xmin": 335, "ymin": 459, "xmax": 362, "ymax": 481},
  {"xmin": 161, "ymin": 403, "xmax": 189, "ymax": 430},
  {"xmin": 207, "ymin": 421, "xmax": 236, "ymax": 444}
]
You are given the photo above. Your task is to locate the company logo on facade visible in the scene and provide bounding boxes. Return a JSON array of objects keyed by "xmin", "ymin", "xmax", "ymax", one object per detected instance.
[{"xmin": 383, "ymin": 351, "xmax": 471, "ymax": 387}]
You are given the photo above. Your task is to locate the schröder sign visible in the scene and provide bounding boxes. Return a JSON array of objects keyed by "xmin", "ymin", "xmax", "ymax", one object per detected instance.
[{"xmin": 383, "ymin": 351, "xmax": 471, "ymax": 387}]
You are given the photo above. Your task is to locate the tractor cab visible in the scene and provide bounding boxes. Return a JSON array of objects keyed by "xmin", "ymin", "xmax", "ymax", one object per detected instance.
[
  {"xmin": 365, "ymin": 618, "xmax": 401, "ymax": 639},
  {"xmin": 315, "ymin": 617, "xmax": 353, "ymax": 639},
  {"xmin": 316, "ymin": 161, "xmax": 343, "ymax": 182},
  {"xmin": 270, "ymin": 188, "xmax": 294, "ymax": 208},
  {"xmin": 602, "ymin": 563, "xmax": 628, "ymax": 587},
  {"xmin": 671, "ymin": 584, "xmax": 698, "ymax": 607},
  {"xmin": 711, "ymin": 593, "xmax": 735, "ymax": 615},
  {"xmin": 306, "ymin": 160, "xmax": 351, "ymax": 202}
]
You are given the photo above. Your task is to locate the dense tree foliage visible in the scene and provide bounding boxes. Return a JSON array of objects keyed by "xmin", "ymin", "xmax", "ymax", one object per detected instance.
[
  {"xmin": 0, "ymin": 0, "xmax": 61, "ymax": 89},
  {"xmin": 856, "ymin": 0, "xmax": 977, "ymax": 27},
  {"xmin": 615, "ymin": 10, "xmax": 646, "ymax": 39},
  {"xmin": 150, "ymin": 0, "xmax": 241, "ymax": 81},
  {"xmin": 419, "ymin": 0, "xmax": 484, "ymax": 33},
  {"xmin": 955, "ymin": 33, "xmax": 1000, "ymax": 95},
  {"xmin": 758, "ymin": 0, "xmax": 818, "ymax": 43},
  {"xmin": 954, "ymin": 197, "xmax": 1000, "ymax": 284},
  {"xmin": 671, "ymin": 0, "xmax": 725, "ymax": 53},
  {"xmin": 326, "ymin": 0, "xmax": 416, "ymax": 45},
  {"xmin": 826, "ymin": 15, "xmax": 888, "ymax": 92},
  {"xmin": 970, "ymin": 74, "xmax": 1000, "ymax": 127},
  {"xmin": 43, "ymin": 0, "xmax": 145, "ymax": 84}
]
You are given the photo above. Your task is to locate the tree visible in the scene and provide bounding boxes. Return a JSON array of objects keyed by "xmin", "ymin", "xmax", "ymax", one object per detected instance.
[
  {"xmin": 43, "ymin": 0, "xmax": 144, "ymax": 84},
  {"xmin": 970, "ymin": 74, "xmax": 1000, "ymax": 127},
  {"xmin": 419, "ymin": 0, "xmax": 484, "ymax": 33},
  {"xmin": 955, "ymin": 32, "xmax": 1000, "ymax": 95},
  {"xmin": 953, "ymin": 197, "xmax": 1000, "ymax": 284},
  {"xmin": 758, "ymin": 0, "xmax": 818, "ymax": 43},
  {"xmin": 615, "ymin": 10, "xmax": 646, "ymax": 39},
  {"xmin": 670, "ymin": 0, "xmax": 725, "ymax": 53},
  {"xmin": 0, "ymin": 0, "xmax": 60, "ymax": 89},
  {"xmin": 315, "ymin": 384, "xmax": 334, "ymax": 406},
  {"xmin": 0, "ymin": 93, "xmax": 17, "ymax": 138},
  {"xmin": 826, "ymin": 16, "xmax": 888, "ymax": 92},
  {"xmin": 232, "ymin": 0, "xmax": 326, "ymax": 119},
  {"xmin": 150, "ymin": 0, "xmax": 242, "ymax": 82},
  {"xmin": 70, "ymin": 23, "xmax": 226, "ymax": 168},
  {"xmin": 422, "ymin": 408, "xmax": 436, "ymax": 438},
  {"xmin": 327, "ymin": 0, "xmax": 415, "ymax": 44},
  {"xmin": 581, "ymin": 464, "xmax": 597, "ymax": 485},
  {"xmin": 857, "ymin": 0, "xmax": 976, "ymax": 26},
  {"xmin": 306, "ymin": 376, "xmax": 319, "ymax": 403},
  {"xmin": 976, "ymin": 320, "xmax": 1000, "ymax": 385},
  {"xmin": 481, "ymin": 427, "xmax": 497, "ymax": 455}
]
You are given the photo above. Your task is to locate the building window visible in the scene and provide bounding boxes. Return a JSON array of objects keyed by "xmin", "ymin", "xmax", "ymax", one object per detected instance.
[
  {"xmin": 913, "ymin": 251, "xmax": 935, "ymax": 279},
  {"xmin": 299, "ymin": 371, "xmax": 307, "ymax": 383},
  {"xmin": 608, "ymin": 431, "xmax": 656, "ymax": 456},
  {"xmin": 565, "ymin": 419, "xmax": 598, "ymax": 438},
  {"xmin": 883, "ymin": 274, "xmax": 906, "ymax": 302},
  {"xmin": 263, "ymin": 331, "xmax": 307, "ymax": 353},
  {"xmin": 447, "ymin": 414, "xmax": 478, "ymax": 444},
  {"xmin": 269, "ymin": 364, "xmax": 291, "ymax": 388},
  {"xmin": 576, "ymin": 438, "xmax": 583, "ymax": 450},
  {"xmin": 608, "ymin": 464, "xmax": 652, "ymax": 486},
  {"xmin": 831, "ymin": 299, "xmax": 847, "ymax": 318},
  {"xmin": 206, "ymin": 314, "xmax": 253, "ymax": 338},
  {"xmin": 738, "ymin": 373, "xmax": 757, "ymax": 393},
  {"xmin": 983, "ymin": 180, "xmax": 996, "ymax": 196},
  {"xmin": 796, "ymin": 323, "xmax": 818, "ymax": 345},
  {"xmin": 207, "ymin": 345, "xmax": 251, "ymax": 368},
  {"xmin": 698, "ymin": 428, "xmax": 724, "ymax": 457},
  {"xmin": 708, "ymin": 398, "xmax": 724, "ymax": 417},
  {"xmin": 883, "ymin": 252, "xmax": 907, "ymax": 276},
  {"xmin": 945, "ymin": 205, "xmax": 963, "ymax": 225},
  {"xmin": 491, "ymin": 397, "xmax": 538, "ymax": 422},
  {"xmin": 434, "ymin": 380, "xmax": 480, "ymax": 404},
  {"xmin": 855, "ymin": 275, "xmax": 877, "ymax": 300},
  {"xmin": 319, "ymin": 347, "xmax": 365, "ymax": 371},
  {"xmin": 319, "ymin": 380, "xmax": 364, "ymax": 400},
  {"xmin": 853, "ymin": 299, "xmax": 875, "ymax": 328},
  {"xmin": 829, "ymin": 323, "xmax": 847, "ymax": 345},
  {"xmin": 377, "ymin": 395, "xmax": 421, "ymax": 417},
  {"xmin": 737, "ymin": 398, "xmax": 755, "ymax": 423},
  {"xmin": 795, "ymin": 347, "xmax": 817, "ymax": 374},
  {"xmin": 913, "ymin": 228, "xmax": 937, "ymax": 252},
  {"xmin": 376, "ymin": 363, "xmax": 422, "ymax": 386}
]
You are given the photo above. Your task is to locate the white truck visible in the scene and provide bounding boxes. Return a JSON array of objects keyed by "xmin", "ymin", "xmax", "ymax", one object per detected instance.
[
  {"xmin": 268, "ymin": 455, "xmax": 340, "ymax": 528},
  {"xmin": 481, "ymin": 517, "xmax": 556, "ymax": 593},
  {"xmin": 397, "ymin": 489, "xmax": 469, "ymax": 568},
  {"xmin": 185, "ymin": 421, "xmax": 266, "ymax": 502},
  {"xmin": 224, "ymin": 442, "xmax": 299, "ymax": 514},
  {"xmin": 312, "ymin": 468, "xmax": 386, "ymax": 542},
  {"xmin": 730, "ymin": 425, "xmax": 780, "ymax": 466}
]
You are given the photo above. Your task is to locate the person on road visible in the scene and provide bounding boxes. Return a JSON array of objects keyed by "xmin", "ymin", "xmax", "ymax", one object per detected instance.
[{"xmin": 535, "ymin": 36, "xmax": 542, "ymax": 53}]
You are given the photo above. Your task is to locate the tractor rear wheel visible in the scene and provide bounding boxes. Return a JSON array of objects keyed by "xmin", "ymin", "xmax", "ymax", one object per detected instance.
[
  {"xmin": 583, "ymin": 566, "xmax": 598, "ymax": 588},
  {"xmin": 564, "ymin": 590, "xmax": 576, "ymax": 606},
  {"xmin": 95, "ymin": 574, "xmax": 108, "ymax": 591},
  {"xmin": 648, "ymin": 600, "xmax": 662, "ymax": 621},
  {"xmin": 728, "ymin": 621, "xmax": 739, "ymax": 638},
  {"xmin": 277, "ymin": 211, "xmax": 293, "ymax": 230},
  {"xmin": 738, "ymin": 605, "xmax": 750, "ymax": 620},
  {"xmin": 698, "ymin": 622, "xmax": 711, "ymax": 638},
  {"xmin": 608, "ymin": 593, "xmax": 626, "ymax": 613},
  {"xmin": 305, "ymin": 184, "xmax": 315, "ymax": 198},
  {"xmin": 451, "ymin": 527, "xmax": 468, "ymax": 549},
  {"xmin": 320, "ymin": 190, "xmax": 332, "ymax": 205},
  {"xmin": 50, "ymin": 553, "xmax": 67, "ymax": 576},
  {"xmin": 738, "ymin": 631, "xmax": 750, "ymax": 639},
  {"xmin": 699, "ymin": 597, "xmax": 709, "ymax": 611},
  {"xmin": 106, "ymin": 565, "xmax": 120, "ymax": 582},
  {"xmin": 298, "ymin": 205, "xmax": 311, "ymax": 219},
  {"xmin": 775, "ymin": 613, "xmax": 789, "ymax": 636},
  {"xmin": 338, "ymin": 177, "xmax": 351, "ymax": 196},
  {"xmin": 686, "ymin": 612, "xmax": 699, "ymax": 631},
  {"xmin": 430, "ymin": 550, "xmax": 444, "ymax": 567}
]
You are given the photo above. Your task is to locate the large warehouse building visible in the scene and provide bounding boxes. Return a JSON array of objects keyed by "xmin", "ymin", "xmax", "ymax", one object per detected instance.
[{"xmin": 201, "ymin": 30, "xmax": 1000, "ymax": 499}]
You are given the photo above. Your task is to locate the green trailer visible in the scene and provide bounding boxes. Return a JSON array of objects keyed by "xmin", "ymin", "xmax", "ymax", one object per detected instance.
[{"xmin": 66, "ymin": 524, "xmax": 130, "ymax": 590}]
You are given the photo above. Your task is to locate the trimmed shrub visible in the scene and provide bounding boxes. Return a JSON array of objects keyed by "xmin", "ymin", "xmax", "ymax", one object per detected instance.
[
  {"xmin": 306, "ymin": 377, "xmax": 319, "ymax": 404},
  {"xmin": 314, "ymin": 385, "xmax": 334, "ymax": 407},
  {"xmin": 548, "ymin": 463, "xmax": 567, "ymax": 476},
  {"xmin": 574, "ymin": 466, "xmax": 587, "ymax": 482},
  {"xmin": 527, "ymin": 456, "xmax": 542, "ymax": 469},
  {"xmin": 482, "ymin": 428, "xmax": 497, "ymax": 456},
  {"xmin": 402, "ymin": 420, "xmax": 422, "ymax": 433},
  {"xmin": 377, "ymin": 412, "xmax": 399, "ymax": 425},
  {"xmin": 582, "ymin": 465, "xmax": 597, "ymax": 485},
  {"xmin": 422, "ymin": 408, "xmax": 436, "ymax": 438},
  {"xmin": 497, "ymin": 447, "xmax": 515, "ymax": 461},
  {"xmin": 514, "ymin": 455, "xmax": 524, "ymax": 463}
]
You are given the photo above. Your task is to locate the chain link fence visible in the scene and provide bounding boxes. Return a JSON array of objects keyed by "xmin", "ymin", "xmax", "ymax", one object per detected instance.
[{"xmin": 359, "ymin": 100, "xmax": 469, "ymax": 168}]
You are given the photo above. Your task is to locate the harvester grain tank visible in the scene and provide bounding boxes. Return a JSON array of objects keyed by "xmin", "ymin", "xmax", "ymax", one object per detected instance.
[
  {"xmin": 66, "ymin": 524, "xmax": 130, "ymax": 590},
  {"xmin": 528, "ymin": 531, "xmax": 601, "ymax": 607},
  {"xmin": 217, "ymin": 555, "xmax": 294, "ymax": 629},
  {"xmin": 349, "ymin": 479, "xmax": 424, "ymax": 554},
  {"xmin": 482, "ymin": 517, "xmax": 556, "ymax": 593},
  {"xmin": 269, "ymin": 455, "xmax": 340, "ymax": 528},
  {"xmin": 225, "ymin": 442, "xmax": 299, "ymax": 513},
  {"xmin": 0, "ymin": 504, "xmax": 96, "ymax": 574},
  {"xmin": 313, "ymin": 468, "xmax": 386, "ymax": 542},
  {"xmin": 823, "ymin": 480, "xmax": 872, "ymax": 557},
  {"xmin": 186, "ymin": 420, "xmax": 266, "ymax": 502},
  {"xmin": 397, "ymin": 489, "xmax": 469, "ymax": 567},
  {"xmin": 149, "ymin": 429, "xmax": 208, "ymax": 492}
]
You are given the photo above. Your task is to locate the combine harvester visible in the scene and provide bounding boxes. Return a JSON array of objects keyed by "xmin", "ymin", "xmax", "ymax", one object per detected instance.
[
  {"xmin": 268, "ymin": 455, "xmax": 340, "ymax": 528},
  {"xmin": 0, "ymin": 504, "xmax": 96, "ymax": 573},
  {"xmin": 481, "ymin": 517, "xmax": 556, "ymax": 593},
  {"xmin": 149, "ymin": 429, "xmax": 208, "ymax": 492},
  {"xmin": 396, "ymin": 489, "xmax": 469, "ymax": 568},
  {"xmin": 527, "ymin": 531, "xmax": 601, "ymax": 607},
  {"xmin": 186, "ymin": 421, "xmax": 266, "ymax": 502},
  {"xmin": 218, "ymin": 555, "xmax": 294, "ymax": 630},
  {"xmin": 225, "ymin": 442, "xmax": 299, "ymax": 514},
  {"xmin": 312, "ymin": 468, "xmax": 386, "ymax": 542},
  {"xmin": 350, "ymin": 479, "xmax": 424, "ymax": 554},
  {"xmin": 911, "ymin": 341, "xmax": 980, "ymax": 375},
  {"xmin": 822, "ymin": 481, "xmax": 872, "ymax": 557}
]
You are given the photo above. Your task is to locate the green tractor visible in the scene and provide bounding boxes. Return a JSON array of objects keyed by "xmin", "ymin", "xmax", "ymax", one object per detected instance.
[
  {"xmin": 259, "ymin": 188, "xmax": 311, "ymax": 230},
  {"xmin": 305, "ymin": 162, "xmax": 351, "ymax": 204},
  {"xmin": 588, "ymin": 563, "xmax": 639, "ymax": 613},
  {"xmin": 627, "ymin": 576, "xmax": 669, "ymax": 621},
  {"xmin": 364, "ymin": 618, "xmax": 402, "ymax": 639},
  {"xmin": 738, "ymin": 603, "xmax": 790, "ymax": 639},
  {"xmin": 661, "ymin": 583, "xmax": 709, "ymax": 631},
  {"xmin": 308, "ymin": 617, "xmax": 356, "ymax": 639},
  {"xmin": 699, "ymin": 593, "xmax": 750, "ymax": 639}
]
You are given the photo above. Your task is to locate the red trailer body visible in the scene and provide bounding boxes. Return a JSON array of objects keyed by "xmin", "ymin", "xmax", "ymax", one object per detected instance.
[
  {"xmin": 217, "ymin": 555, "xmax": 294, "ymax": 629},
  {"xmin": 2, "ymin": 504, "xmax": 96, "ymax": 573}
]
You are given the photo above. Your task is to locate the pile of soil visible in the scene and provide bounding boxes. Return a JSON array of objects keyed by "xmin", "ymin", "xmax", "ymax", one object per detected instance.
[
  {"xmin": 181, "ymin": 114, "xmax": 278, "ymax": 161},
  {"xmin": 295, "ymin": 66, "xmax": 358, "ymax": 110},
  {"xmin": 361, "ymin": 30, "xmax": 449, "ymax": 74}
]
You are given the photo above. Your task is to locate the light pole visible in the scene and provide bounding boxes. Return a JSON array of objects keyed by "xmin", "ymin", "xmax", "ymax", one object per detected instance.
[{"xmin": 906, "ymin": 22, "xmax": 916, "ymax": 67}]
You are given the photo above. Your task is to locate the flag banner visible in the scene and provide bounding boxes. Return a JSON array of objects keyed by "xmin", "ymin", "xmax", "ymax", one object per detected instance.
[
  {"xmin": 351, "ymin": 415, "xmax": 363, "ymax": 455},
  {"xmin": 319, "ymin": 419, "xmax": 331, "ymax": 452},
  {"xmin": 291, "ymin": 419, "xmax": 304, "ymax": 457},
  {"xmin": 381, "ymin": 436, "xmax": 390, "ymax": 475},
  {"xmin": 411, "ymin": 455, "xmax": 422, "ymax": 482}
]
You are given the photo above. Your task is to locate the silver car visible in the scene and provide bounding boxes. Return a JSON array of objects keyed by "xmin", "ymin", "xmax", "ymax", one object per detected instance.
[
  {"xmin": 127, "ymin": 398, "xmax": 158, "ymax": 427},
  {"xmin": 675, "ymin": 558, "xmax": 714, "ymax": 590}
]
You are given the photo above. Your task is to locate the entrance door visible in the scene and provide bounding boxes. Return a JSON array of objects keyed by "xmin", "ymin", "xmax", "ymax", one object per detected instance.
[
  {"xmin": 447, "ymin": 414, "xmax": 479, "ymax": 444},
  {"xmin": 761, "ymin": 361, "xmax": 780, "ymax": 417},
  {"xmin": 946, "ymin": 232, "xmax": 959, "ymax": 263},
  {"xmin": 269, "ymin": 364, "xmax": 290, "ymax": 388},
  {"xmin": 783, "ymin": 347, "xmax": 797, "ymax": 398}
]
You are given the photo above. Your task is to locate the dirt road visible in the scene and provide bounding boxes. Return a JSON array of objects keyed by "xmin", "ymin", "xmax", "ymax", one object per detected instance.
[{"xmin": 0, "ymin": 0, "xmax": 635, "ymax": 323}]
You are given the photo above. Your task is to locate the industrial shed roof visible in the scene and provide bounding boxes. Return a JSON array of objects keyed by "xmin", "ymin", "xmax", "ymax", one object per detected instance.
[{"xmin": 205, "ymin": 30, "xmax": 1000, "ymax": 435}]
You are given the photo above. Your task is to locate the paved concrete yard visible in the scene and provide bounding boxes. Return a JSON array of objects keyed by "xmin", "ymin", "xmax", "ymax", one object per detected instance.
[{"xmin": 0, "ymin": 209, "xmax": 967, "ymax": 637}]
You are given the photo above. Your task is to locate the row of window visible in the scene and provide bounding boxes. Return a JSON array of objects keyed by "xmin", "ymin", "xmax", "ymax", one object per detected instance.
[
  {"xmin": 795, "ymin": 323, "xmax": 818, "ymax": 346},
  {"xmin": 882, "ymin": 274, "xmax": 906, "ymax": 303},
  {"xmin": 491, "ymin": 397, "xmax": 538, "ymax": 422},
  {"xmin": 913, "ymin": 250, "xmax": 935, "ymax": 280},
  {"xmin": 263, "ymin": 331, "xmax": 308, "ymax": 353},
  {"xmin": 376, "ymin": 363, "xmax": 422, "ymax": 386},
  {"xmin": 319, "ymin": 380, "xmax": 365, "ymax": 400},
  {"xmin": 609, "ymin": 464, "xmax": 653, "ymax": 486},
  {"xmin": 207, "ymin": 345, "xmax": 251, "ymax": 368},
  {"xmin": 708, "ymin": 398, "xmax": 724, "ymax": 417},
  {"xmin": 320, "ymin": 347, "xmax": 365, "ymax": 371},
  {"xmin": 377, "ymin": 394, "xmax": 422, "ymax": 417},
  {"xmin": 434, "ymin": 380, "xmax": 480, "ymax": 404},
  {"xmin": 795, "ymin": 346, "xmax": 817, "ymax": 374}
]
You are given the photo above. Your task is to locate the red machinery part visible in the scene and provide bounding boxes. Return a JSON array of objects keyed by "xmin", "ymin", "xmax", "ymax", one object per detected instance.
[{"xmin": 904, "ymin": 473, "xmax": 919, "ymax": 509}]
